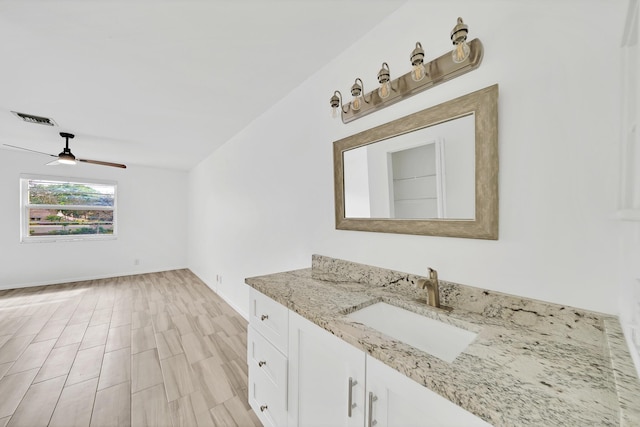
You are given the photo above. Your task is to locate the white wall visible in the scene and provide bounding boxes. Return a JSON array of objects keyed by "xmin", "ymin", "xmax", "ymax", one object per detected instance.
[
  {"xmin": 619, "ymin": 221, "xmax": 640, "ymax": 372},
  {"xmin": 0, "ymin": 149, "xmax": 188, "ymax": 289},
  {"xmin": 618, "ymin": 0, "xmax": 640, "ymax": 373},
  {"xmin": 188, "ymin": 0, "xmax": 627, "ymax": 317}
]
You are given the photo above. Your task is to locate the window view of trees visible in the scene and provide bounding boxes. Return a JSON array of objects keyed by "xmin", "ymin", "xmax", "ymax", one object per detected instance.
[
  {"xmin": 25, "ymin": 180, "xmax": 116, "ymax": 238},
  {"xmin": 29, "ymin": 182, "xmax": 114, "ymax": 206}
]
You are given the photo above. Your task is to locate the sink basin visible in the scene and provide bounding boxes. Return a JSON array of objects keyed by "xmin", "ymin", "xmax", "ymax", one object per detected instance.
[{"xmin": 347, "ymin": 302, "xmax": 477, "ymax": 363}]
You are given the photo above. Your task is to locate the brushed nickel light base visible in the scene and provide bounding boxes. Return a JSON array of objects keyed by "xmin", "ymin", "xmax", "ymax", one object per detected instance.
[{"xmin": 340, "ymin": 38, "xmax": 484, "ymax": 124}]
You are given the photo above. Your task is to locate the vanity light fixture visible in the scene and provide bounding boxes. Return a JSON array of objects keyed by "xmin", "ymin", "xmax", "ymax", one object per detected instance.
[
  {"xmin": 377, "ymin": 62, "xmax": 392, "ymax": 99},
  {"xmin": 410, "ymin": 42, "xmax": 426, "ymax": 82},
  {"xmin": 451, "ymin": 17, "xmax": 470, "ymax": 63},
  {"xmin": 329, "ymin": 90, "xmax": 348, "ymax": 118},
  {"xmin": 350, "ymin": 78, "xmax": 366, "ymax": 111},
  {"xmin": 330, "ymin": 16, "xmax": 483, "ymax": 123}
]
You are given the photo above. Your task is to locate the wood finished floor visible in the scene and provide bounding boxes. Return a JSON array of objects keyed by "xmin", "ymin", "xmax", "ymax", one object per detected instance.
[{"xmin": 0, "ymin": 270, "xmax": 262, "ymax": 427}]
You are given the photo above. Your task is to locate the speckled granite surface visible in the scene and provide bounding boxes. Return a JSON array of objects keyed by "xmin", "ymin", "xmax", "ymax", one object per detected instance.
[{"xmin": 245, "ymin": 255, "xmax": 640, "ymax": 427}]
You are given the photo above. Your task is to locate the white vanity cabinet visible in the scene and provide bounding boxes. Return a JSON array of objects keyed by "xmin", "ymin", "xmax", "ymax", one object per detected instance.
[
  {"xmin": 247, "ymin": 288, "xmax": 493, "ymax": 427},
  {"xmin": 365, "ymin": 355, "xmax": 492, "ymax": 427},
  {"xmin": 248, "ymin": 289, "xmax": 289, "ymax": 427},
  {"xmin": 288, "ymin": 310, "xmax": 366, "ymax": 427}
]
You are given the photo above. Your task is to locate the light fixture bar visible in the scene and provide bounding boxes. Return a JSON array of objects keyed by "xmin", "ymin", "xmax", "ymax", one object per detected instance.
[{"xmin": 340, "ymin": 38, "xmax": 484, "ymax": 123}]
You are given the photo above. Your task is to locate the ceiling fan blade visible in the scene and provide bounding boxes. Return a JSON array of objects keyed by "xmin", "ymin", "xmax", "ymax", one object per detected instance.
[
  {"xmin": 46, "ymin": 160, "xmax": 62, "ymax": 166},
  {"xmin": 2, "ymin": 144, "xmax": 57, "ymax": 158},
  {"xmin": 78, "ymin": 158, "xmax": 127, "ymax": 169}
]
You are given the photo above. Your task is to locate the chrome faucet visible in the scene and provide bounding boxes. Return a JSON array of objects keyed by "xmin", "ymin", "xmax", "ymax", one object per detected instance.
[{"xmin": 415, "ymin": 268, "xmax": 440, "ymax": 308}]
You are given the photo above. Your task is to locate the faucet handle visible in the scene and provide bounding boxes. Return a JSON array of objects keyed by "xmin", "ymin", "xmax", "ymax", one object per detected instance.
[{"xmin": 428, "ymin": 268, "xmax": 438, "ymax": 280}]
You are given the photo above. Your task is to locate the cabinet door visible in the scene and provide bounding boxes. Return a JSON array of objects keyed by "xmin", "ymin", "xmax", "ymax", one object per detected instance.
[
  {"xmin": 288, "ymin": 310, "xmax": 366, "ymax": 427},
  {"xmin": 366, "ymin": 356, "xmax": 492, "ymax": 427}
]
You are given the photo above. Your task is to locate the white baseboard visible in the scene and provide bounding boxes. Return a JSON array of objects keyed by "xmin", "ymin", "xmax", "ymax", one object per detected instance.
[{"xmin": 189, "ymin": 268, "xmax": 249, "ymax": 321}]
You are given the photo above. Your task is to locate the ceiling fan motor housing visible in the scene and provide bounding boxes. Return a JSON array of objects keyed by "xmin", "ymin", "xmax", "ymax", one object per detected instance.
[{"xmin": 58, "ymin": 148, "xmax": 76, "ymax": 161}]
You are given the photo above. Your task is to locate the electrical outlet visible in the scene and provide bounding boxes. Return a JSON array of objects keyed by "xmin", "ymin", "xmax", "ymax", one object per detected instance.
[
  {"xmin": 219, "ymin": 275, "xmax": 223, "ymax": 284},
  {"xmin": 134, "ymin": 259, "xmax": 140, "ymax": 266}
]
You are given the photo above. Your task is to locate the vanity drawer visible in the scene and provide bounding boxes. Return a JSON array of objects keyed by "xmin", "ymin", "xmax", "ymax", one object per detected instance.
[
  {"xmin": 249, "ymin": 357, "xmax": 288, "ymax": 427},
  {"xmin": 250, "ymin": 288, "xmax": 289, "ymax": 353},
  {"xmin": 248, "ymin": 325, "xmax": 288, "ymax": 392}
]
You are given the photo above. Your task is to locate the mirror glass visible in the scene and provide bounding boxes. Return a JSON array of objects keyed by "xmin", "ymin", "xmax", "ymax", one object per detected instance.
[
  {"xmin": 333, "ymin": 84, "xmax": 498, "ymax": 239},
  {"xmin": 343, "ymin": 114, "xmax": 475, "ymax": 220}
]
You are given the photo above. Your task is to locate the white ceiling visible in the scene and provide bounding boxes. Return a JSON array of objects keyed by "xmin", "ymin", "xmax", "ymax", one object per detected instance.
[{"xmin": 0, "ymin": 0, "xmax": 406, "ymax": 170}]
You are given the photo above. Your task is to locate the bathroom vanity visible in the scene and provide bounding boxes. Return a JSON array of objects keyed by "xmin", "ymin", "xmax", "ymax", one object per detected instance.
[{"xmin": 245, "ymin": 255, "xmax": 640, "ymax": 426}]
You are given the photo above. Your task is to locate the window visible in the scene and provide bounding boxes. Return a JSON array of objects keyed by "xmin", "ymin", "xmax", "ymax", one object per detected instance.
[{"xmin": 20, "ymin": 176, "xmax": 117, "ymax": 242}]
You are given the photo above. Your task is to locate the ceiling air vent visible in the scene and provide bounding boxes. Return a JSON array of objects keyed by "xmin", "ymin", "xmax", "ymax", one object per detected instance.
[{"xmin": 11, "ymin": 111, "xmax": 57, "ymax": 126}]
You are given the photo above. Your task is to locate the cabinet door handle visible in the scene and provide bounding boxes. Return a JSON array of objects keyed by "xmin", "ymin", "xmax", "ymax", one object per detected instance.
[
  {"xmin": 260, "ymin": 405, "xmax": 268, "ymax": 412},
  {"xmin": 260, "ymin": 314, "xmax": 269, "ymax": 321},
  {"xmin": 368, "ymin": 392, "xmax": 378, "ymax": 427},
  {"xmin": 348, "ymin": 377, "xmax": 358, "ymax": 417},
  {"xmin": 258, "ymin": 360, "xmax": 266, "ymax": 367}
]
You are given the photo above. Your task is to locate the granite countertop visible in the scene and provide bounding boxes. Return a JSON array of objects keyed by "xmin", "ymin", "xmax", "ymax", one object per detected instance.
[{"xmin": 245, "ymin": 255, "xmax": 640, "ymax": 427}]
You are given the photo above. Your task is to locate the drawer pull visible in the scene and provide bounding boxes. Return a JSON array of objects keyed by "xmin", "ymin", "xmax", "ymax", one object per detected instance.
[
  {"xmin": 348, "ymin": 377, "xmax": 358, "ymax": 417},
  {"xmin": 258, "ymin": 360, "xmax": 267, "ymax": 367},
  {"xmin": 260, "ymin": 314, "xmax": 269, "ymax": 321},
  {"xmin": 368, "ymin": 392, "xmax": 378, "ymax": 427},
  {"xmin": 260, "ymin": 405, "xmax": 268, "ymax": 412}
]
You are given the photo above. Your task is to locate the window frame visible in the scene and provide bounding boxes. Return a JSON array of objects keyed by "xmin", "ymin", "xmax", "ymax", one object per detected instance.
[{"xmin": 20, "ymin": 174, "xmax": 118, "ymax": 243}]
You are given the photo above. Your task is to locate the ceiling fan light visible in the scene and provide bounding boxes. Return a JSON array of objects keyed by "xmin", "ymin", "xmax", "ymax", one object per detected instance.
[{"xmin": 58, "ymin": 151, "xmax": 76, "ymax": 165}]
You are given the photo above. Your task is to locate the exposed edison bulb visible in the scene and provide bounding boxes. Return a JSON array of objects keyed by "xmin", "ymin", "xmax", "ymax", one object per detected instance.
[
  {"xmin": 450, "ymin": 18, "xmax": 470, "ymax": 64},
  {"xmin": 350, "ymin": 79, "xmax": 364, "ymax": 111},
  {"xmin": 351, "ymin": 95, "xmax": 362, "ymax": 111},
  {"xmin": 378, "ymin": 81, "xmax": 391, "ymax": 99},
  {"xmin": 410, "ymin": 42, "xmax": 426, "ymax": 82},
  {"xmin": 329, "ymin": 91, "xmax": 342, "ymax": 119},
  {"xmin": 411, "ymin": 63, "xmax": 426, "ymax": 82},
  {"xmin": 452, "ymin": 41, "xmax": 470, "ymax": 63},
  {"xmin": 377, "ymin": 62, "xmax": 391, "ymax": 99}
]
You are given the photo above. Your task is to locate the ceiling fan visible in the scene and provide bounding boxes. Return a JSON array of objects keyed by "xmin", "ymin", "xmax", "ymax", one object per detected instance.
[{"xmin": 3, "ymin": 132, "xmax": 127, "ymax": 169}]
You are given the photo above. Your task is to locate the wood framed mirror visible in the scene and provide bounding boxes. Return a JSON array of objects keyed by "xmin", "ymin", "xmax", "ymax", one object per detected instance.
[{"xmin": 333, "ymin": 84, "xmax": 498, "ymax": 239}]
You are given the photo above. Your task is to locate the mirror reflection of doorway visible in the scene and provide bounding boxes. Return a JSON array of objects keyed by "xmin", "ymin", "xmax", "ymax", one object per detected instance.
[
  {"xmin": 341, "ymin": 113, "xmax": 475, "ymax": 220},
  {"xmin": 389, "ymin": 140, "xmax": 446, "ymax": 219}
]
